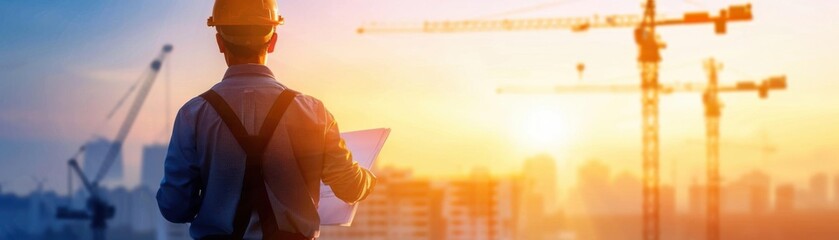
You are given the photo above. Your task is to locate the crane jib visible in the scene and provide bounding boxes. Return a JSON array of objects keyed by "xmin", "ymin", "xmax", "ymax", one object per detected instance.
[
  {"xmin": 58, "ymin": 44, "xmax": 173, "ymax": 240},
  {"xmin": 93, "ymin": 47, "xmax": 172, "ymax": 184}
]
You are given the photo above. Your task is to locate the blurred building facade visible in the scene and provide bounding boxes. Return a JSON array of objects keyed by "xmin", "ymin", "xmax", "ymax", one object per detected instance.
[
  {"xmin": 804, "ymin": 173, "xmax": 830, "ymax": 209},
  {"xmin": 519, "ymin": 155, "xmax": 558, "ymax": 240},
  {"xmin": 141, "ymin": 144, "xmax": 167, "ymax": 191},
  {"xmin": 442, "ymin": 168, "xmax": 519, "ymax": 240},
  {"xmin": 320, "ymin": 167, "xmax": 444, "ymax": 240},
  {"xmin": 140, "ymin": 143, "xmax": 190, "ymax": 240},
  {"xmin": 722, "ymin": 170, "xmax": 771, "ymax": 214},
  {"xmin": 82, "ymin": 138, "xmax": 124, "ymax": 186},
  {"xmin": 7, "ymin": 155, "xmax": 839, "ymax": 240},
  {"xmin": 320, "ymin": 167, "xmax": 520, "ymax": 240}
]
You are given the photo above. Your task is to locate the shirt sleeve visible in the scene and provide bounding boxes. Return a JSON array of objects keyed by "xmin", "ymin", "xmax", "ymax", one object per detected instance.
[
  {"xmin": 319, "ymin": 103, "xmax": 378, "ymax": 204},
  {"xmin": 156, "ymin": 100, "xmax": 203, "ymax": 223}
]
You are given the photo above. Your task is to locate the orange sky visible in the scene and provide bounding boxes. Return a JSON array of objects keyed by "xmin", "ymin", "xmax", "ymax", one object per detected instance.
[{"xmin": 29, "ymin": 0, "xmax": 839, "ymax": 192}]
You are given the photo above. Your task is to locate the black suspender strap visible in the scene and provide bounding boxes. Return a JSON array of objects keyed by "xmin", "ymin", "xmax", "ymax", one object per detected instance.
[{"xmin": 200, "ymin": 89, "xmax": 300, "ymax": 240}]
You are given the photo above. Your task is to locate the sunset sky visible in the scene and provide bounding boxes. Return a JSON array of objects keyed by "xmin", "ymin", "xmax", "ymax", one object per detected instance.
[{"xmin": 1, "ymin": 0, "xmax": 838, "ymax": 195}]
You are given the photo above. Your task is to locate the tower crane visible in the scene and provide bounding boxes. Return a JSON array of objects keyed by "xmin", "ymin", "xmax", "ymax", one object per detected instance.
[
  {"xmin": 358, "ymin": 2, "xmax": 758, "ymax": 239},
  {"xmin": 693, "ymin": 58, "xmax": 785, "ymax": 240},
  {"xmin": 56, "ymin": 44, "xmax": 172, "ymax": 240},
  {"xmin": 497, "ymin": 58, "xmax": 785, "ymax": 240},
  {"xmin": 358, "ymin": 4, "xmax": 752, "ymax": 34}
]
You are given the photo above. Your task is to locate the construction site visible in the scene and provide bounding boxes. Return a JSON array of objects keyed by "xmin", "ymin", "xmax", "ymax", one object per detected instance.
[{"xmin": 1, "ymin": 0, "xmax": 838, "ymax": 240}]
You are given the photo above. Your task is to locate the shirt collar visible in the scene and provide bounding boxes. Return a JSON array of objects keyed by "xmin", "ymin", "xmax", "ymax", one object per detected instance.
[{"xmin": 222, "ymin": 64, "xmax": 276, "ymax": 81}]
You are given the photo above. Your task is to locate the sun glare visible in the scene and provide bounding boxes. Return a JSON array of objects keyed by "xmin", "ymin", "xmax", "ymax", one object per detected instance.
[{"xmin": 511, "ymin": 108, "xmax": 570, "ymax": 152}]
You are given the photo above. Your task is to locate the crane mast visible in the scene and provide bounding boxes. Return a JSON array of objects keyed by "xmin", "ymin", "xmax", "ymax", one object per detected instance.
[
  {"xmin": 704, "ymin": 59, "xmax": 722, "ymax": 240},
  {"xmin": 638, "ymin": 0, "xmax": 661, "ymax": 238}
]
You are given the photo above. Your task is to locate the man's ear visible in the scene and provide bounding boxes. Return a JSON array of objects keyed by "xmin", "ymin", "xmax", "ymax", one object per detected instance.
[
  {"xmin": 266, "ymin": 33, "xmax": 278, "ymax": 53},
  {"xmin": 215, "ymin": 33, "xmax": 226, "ymax": 53}
]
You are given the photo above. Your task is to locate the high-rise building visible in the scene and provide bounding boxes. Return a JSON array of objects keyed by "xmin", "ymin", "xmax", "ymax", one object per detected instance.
[
  {"xmin": 321, "ymin": 167, "xmax": 520, "ymax": 240},
  {"xmin": 142, "ymin": 143, "xmax": 168, "ymax": 190},
  {"xmin": 807, "ymin": 173, "xmax": 829, "ymax": 209},
  {"xmin": 745, "ymin": 171, "xmax": 771, "ymax": 214},
  {"xmin": 136, "ymin": 143, "xmax": 169, "ymax": 233},
  {"xmin": 688, "ymin": 178, "xmax": 705, "ymax": 216},
  {"xmin": 833, "ymin": 174, "xmax": 839, "ymax": 208},
  {"xmin": 568, "ymin": 160, "xmax": 614, "ymax": 216},
  {"xmin": 577, "ymin": 160, "xmax": 611, "ymax": 191},
  {"xmin": 660, "ymin": 185, "xmax": 676, "ymax": 217},
  {"xmin": 138, "ymin": 143, "xmax": 189, "ymax": 240},
  {"xmin": 723, "ymin": 170, "xmax": 770, "ymax": 214},
  {"xmin": 104, "ymin": 187, "xmax": 131, "ymax": 229},
  {"xmin": 775, "ymin": 184, "xmax": 795, "ymax": 213},
  {"xmin": 610, "ymin": 171, "xmax": 642, "ymax": 215},
  {"xmin": 319, "ymin": 167, "xmax": 444, "ymax": 240},
  {"xmin": 82, "ymin": 138, "xmax": 123, "ymax": 185},
  {"xmin": 131, "ymin": 187, "xmax": 156, "ymax": 232},
  {"xmin": 522, "ymin": 154, "xmax": 557, "ymax": 211},
  {"xmin": 442, "ymin": 168, "xmax": 519, "ymax": 240},
  {"xmin": 519, "ymin": 154, "xmax": 558, "ymax": 240}
]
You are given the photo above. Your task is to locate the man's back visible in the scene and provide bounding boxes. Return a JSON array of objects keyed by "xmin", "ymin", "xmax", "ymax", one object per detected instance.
[{"xmin": 157, "ymin": 64, "xmax": 376, "ymax": 239}]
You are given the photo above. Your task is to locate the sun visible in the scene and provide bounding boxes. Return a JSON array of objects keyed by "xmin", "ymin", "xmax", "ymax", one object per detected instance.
[{"xmin": 511, "ymin": 108, "xmax": 571, "ymax": 152}]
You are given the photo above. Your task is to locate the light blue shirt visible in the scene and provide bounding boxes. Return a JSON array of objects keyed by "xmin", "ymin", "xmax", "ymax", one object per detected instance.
[{"xmin": 156, "ymin": 64, "xmax": 377, "ymax": 239}]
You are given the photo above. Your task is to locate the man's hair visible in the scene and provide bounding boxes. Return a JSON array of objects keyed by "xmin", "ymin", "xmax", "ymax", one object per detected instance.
[{"xmin": 217, "ymin": 25, "xmax": 274, "ymax": 58}]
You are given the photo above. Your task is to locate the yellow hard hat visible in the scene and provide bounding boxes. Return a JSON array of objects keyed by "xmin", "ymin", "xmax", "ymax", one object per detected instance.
[{"xmin": 207, "ymin": 0, "xmax": 284, "ymax": 27}]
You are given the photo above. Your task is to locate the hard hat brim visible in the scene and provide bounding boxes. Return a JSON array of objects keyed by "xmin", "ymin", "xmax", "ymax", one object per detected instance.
[
  {"xmin": 216, "ymin": 25, "xmax": 275, "ymax": 46},
  {"xmin": 207, "ymin": 16, "xmax": 284, "ymax": 27}
]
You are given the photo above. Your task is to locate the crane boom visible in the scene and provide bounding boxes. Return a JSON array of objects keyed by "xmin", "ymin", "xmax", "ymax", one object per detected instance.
[
  {"xmin": 358, "ymin": 4, "xmax": 752, "ymax": 34},
  {"xmin": 93, "ymin": 45, "xmax": 173, "ymax": 184},
  {"xmin": 57, "ymin": 44, "xmax": 173, "ymax": 240},
  {"xmin": 497, "ymin": 76, "xmax": 786, "ymax": 95}
]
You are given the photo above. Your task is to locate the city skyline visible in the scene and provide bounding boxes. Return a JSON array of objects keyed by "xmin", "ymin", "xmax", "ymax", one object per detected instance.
[
  {"xmin": 4, "ymin": 139, "xmax": 839, "ymax": 206},
  {"xmin": 6, "ymin": 152, "xmax": 839, "ymax": 214},
  {"xmin": 5, "ymin": 153, "xmax": 839, "ymax": 239}
]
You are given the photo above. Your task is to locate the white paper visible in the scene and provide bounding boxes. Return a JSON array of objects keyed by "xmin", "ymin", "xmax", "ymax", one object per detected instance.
[{"xmin": 318, "ymin": 128, "xmax": 390, "ymax": 226}]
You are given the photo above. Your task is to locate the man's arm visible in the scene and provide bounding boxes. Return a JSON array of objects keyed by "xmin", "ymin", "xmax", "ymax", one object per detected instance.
[
  {"xmin": 156, "ymin": 102, "xmax": 202, "ymax": 223},
  {"xmin": 320, "ymin": 104, "xmax": 377, "ymax": 203}
]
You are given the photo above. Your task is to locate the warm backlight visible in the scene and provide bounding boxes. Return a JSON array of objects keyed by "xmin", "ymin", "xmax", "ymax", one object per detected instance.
[{"xmin": 512, "ymin": 108, "xmax": 570, "ymax": 152}]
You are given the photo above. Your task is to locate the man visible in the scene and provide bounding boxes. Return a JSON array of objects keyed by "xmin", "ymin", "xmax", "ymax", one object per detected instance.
[{"xmin": 156, "ymin": 0, "xmax": 377, "ymax": 239}]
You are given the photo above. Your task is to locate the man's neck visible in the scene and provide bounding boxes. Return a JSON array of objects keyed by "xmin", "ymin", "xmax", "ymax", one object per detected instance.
[{"xmin": 224, "ymin": 54, "xmax": 266, "ymax": 66}]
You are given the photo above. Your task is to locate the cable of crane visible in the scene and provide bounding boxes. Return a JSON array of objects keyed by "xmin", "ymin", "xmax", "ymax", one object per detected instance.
[
  {"xmin": 722, "ymin": 64, "xmax": 756, "ymax": 80},
  {"xmin": 681, "ymin": 0, "xmax": 706, "ymax": 9},
  {"xmin": 157, "ymin": 52, "xmax": 173, "ymax": 141},
  {"xmin": 106, "ymin": 70, "xmax": 151, "ymax": 120},
  {"xmin": 69, "ymin": 70, "xmax": 152, "ymax": 170},
  {"xmin": 584, "ymin": 60, "xmax": 699, "ymax": 84},
  {"xmin": 93, "ymin": 48, "xmax": 171, "ymax": 184},
  {"xmin": 79, "ymin": 70, "xmax": 152, "ymax": 147},
  {"xmin": 471, "ymin": 0, "xmax": 583, "ymax": 20},
  {"xmin": 165, "ymin": 52, "xmax": 171, "ymax": 135}
]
